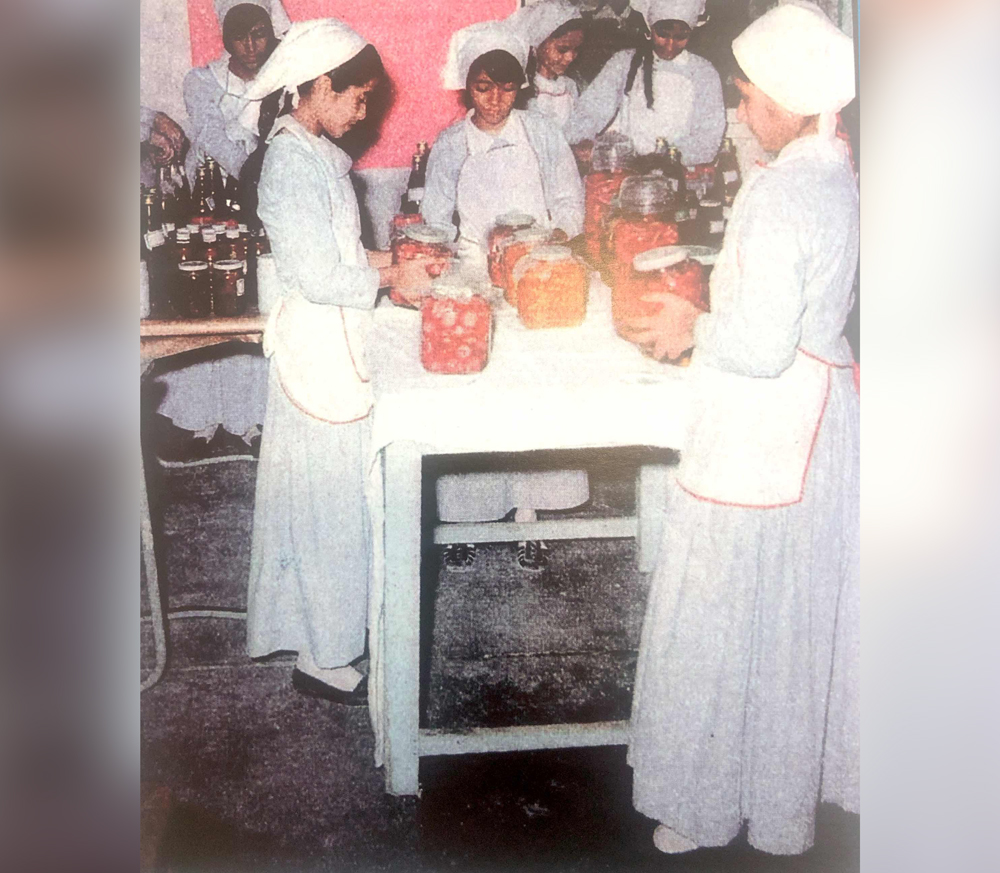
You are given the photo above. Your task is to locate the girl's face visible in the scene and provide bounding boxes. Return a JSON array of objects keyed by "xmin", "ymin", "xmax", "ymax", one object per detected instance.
[
  {"xmin": 536, "ymin": 29, "xmax": 584, "ymax": 79},
  {"xmin": 230, "ymin": 20, "xmax": 273, "ymax": 77},
  {"xmin": 734, "ymin": 78, "xmax": 813, "ymax": 153},
  {"xmin": 469, "ymin": 70, "xmax": 518, "ymax": 130},
  {"xmin": 316, "ymin": 77, "xmax": 378, "ymax": 139},
  {"xmin": 651, "ymin": 19, "xmax": 691, "ymax": 61}
]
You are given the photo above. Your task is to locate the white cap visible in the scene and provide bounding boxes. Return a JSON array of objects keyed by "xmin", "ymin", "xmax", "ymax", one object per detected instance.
[
  {"xmin": 507, "ymin": 0, "xmax": 581, "ymax": 50},
  {"xmin": 732, "ymin": 0, "xmax": 855, "ymax": 117},
  {"xmin": 633, "ymin": 246, "xmax": 689, "ymax": 272},
  {"xmin": 635, "ymin": 0, "xmax": 706, "ymax": 28},
  {"xmin": 244, "ymin": 18, "xmax": 368, "ymax": 106},
  {"xmin": 214, "ymin": 0, "xmax": 291, "ymax": 38},
  {"xmin": 442, "ymin": 21, "xmax": 528, "ymax": 90}
]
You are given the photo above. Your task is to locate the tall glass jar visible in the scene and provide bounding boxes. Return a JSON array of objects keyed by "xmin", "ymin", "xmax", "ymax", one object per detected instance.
[
  {"xmin": 486, "ymin": 212, "xmax": 536, "ymax": 287},
  {"xmin": 498, "ymin": 225, "xmax": 551, "ymax": 306},
  {"xmin": 605, "ymin": 175, "xmax": 680, "ymax": 290},
  {"xmin": 614, "ymin": 246, "xmax": 708, "ymax": 340},
  {"xmin": 513, "ymin": 245, "xmax": 589, "ymax": 329},
  {"xmin": 420, "ymin": 276, "xmax": 492, "ymax": 374},
  {"xmin": 584, "ymin": 133, "xmax": 635, "ymax": 265},
  {"xmin": 391, "ymin": 223, "xmax": 454, "ymax": 308}
]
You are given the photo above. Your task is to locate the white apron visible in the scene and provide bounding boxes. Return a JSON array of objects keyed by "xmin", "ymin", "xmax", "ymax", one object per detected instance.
[
  {"xmin": 613, "ymin": 53, "xmax": 695, "ymax": 156},
  {"xmin": 262, "ymin": 120, "xmax": 374, "ymax": 425},
  {"xmin": 531, "ymin": 75, "xmax": 576, "ymax": 128}
]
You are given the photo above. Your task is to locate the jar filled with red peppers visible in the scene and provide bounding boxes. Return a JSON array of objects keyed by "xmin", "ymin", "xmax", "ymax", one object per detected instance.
[
  {"xmin": 584, "ymin": 133, "xmax": 635, "ymax": 265},
  {"xmin": 498, "ymin": 225, "xmax": 552, "ymax": 306},
  {"xmin": 605, "ymin": 175, "xmax": 680, "ymax": 290},
  {"xmin": 486, "ymin": 212, "xmax": 536, "ymax": 287},
  {"xmin": 420, "ymin": 277, "xmax": 492, "ymax": 374},
  {"xmin": 513, "ymin": 245, "xmax": 589, "ymax": 329},
  {"xmin": 390, "ymin": 223, "xmax": 454, "ymax": 308},
  {"xmin": 613, "ymin": 246, "xmax": 709, "ymax": 341}
]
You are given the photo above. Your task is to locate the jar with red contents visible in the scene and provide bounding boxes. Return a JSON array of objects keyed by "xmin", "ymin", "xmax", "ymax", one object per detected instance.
[
  {"xmin": 605, "ymin": 175, "xmax": 680, "ymax": 290},
  {"xmin": 486, "ymin": 212, "xmax": 536, "ymax": 287},
  {"xmin": 390, "ymin": 212, "xmax": 423, "ymax": 244},
  {"xmin": 212, "ymin": 259, "xmax": 246, "ymax": 317},
  {"xmin": 584, "ymin": 133, "xmax": 635, "ymax": 265},
  {"xmin": 176, "ymin": 261, "xmax": 211, "ymax": 318},
  {"xmin": 498, "ymin": 225, "xmax": 551, "ymax": 306},
  {"xmin": 614, "ymin": 246, "xmax": 708, "ymax": 342},
  {"xmin": 513, "ymin": 245, "xmax": 589, "ymax": 329},
  {"xmin": 420, "ymin": 277, "xmax": 492, "ymax": 374},
  {"xmin": 390, "ymin": 223, "xmax": 454, "ymax": 308}
]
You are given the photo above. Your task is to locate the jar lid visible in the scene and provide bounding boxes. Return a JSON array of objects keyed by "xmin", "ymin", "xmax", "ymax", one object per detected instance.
[
  {"xmin": 590, "ymin": 132, "xmax": 636, "ymax": 172},
  {"xmin": 212, "ymin": 222, "xmax": 227, "ymax": 232},
  {"xmin": 186, "ymin": 223, "xmax": 200, "ymax": 233},
  {"xmin": 178, "ymin": 260, "xmax": 209, "ymax": 272},
  {"xmin": 494, "ymin": 211, "xmax": 535, "ymax": 229},
  {"xmin": 403, "ymin": 223, "xmax": 452, "ymax": 244},
  {"xmin": 238, "ymin": 223, "xmax": 249, "ymax": 233},
  {"xmin": 699, "ymin": 199, "xmax": 722, "ymax": 208},
  {"xmin": 530, "ymin": 244, "xmax": 574, "ymax": 262},
  {"xmin": 429, "ymin": 273, "xmax": 485, "ymax": 301},
  {"xmin": 682, "ymin": 245, "xmax": 719, "ymax": 265},
  {"xmin": 225, "ymin": 228, "xmax": 240, "ymax": 238},
  {"xmin": 213, "ymin": 259, "xmax": 244, "ymax": 271},
  {"xmin": 618, "ymin": 175, "xmax": 674, "ymax": 215},
  {"xmin": 175, "ymin": 229, "xmax": 191, "ymax": 242},
  {"xmin": 632, "ymin": 246, "xmax": 689, "ymax": 272},
  {"xmin": 511, "ymin": 226, "xmax": 551, "ymax": 244},
  {"xmin": 202, "ymin": 229, "xmax": 217, "ymax": 242}
]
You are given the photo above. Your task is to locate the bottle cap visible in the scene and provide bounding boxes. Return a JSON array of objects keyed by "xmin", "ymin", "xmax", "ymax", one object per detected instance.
[
  {"xmin": 178, "ymin": 260, "xmax": 209, "ymax": 272},
  {"xmin": 226, "ymin": 228, "xmax": 240, "ymax": 239},
  {"xmin": 212, "ymin": 223, "xmax": 227, "ymax": 233},
  {"xmin": 632, "ymin": 246, "xmax": 689, "ymax": 272},
  {"xmin": 175, "ymin": 229, "xmax": 191, "ymax": 242},
  {"xmin": 202, "ymin": 229, "xmax": 217, "ymax": 242}
]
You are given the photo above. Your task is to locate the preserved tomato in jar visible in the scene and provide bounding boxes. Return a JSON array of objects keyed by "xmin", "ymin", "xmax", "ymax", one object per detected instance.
[
  {"xmin": 390, "ymin": 211, "xmax": 423, "ymax": 242},
  {"xmin": 613, "ymin": 246, "xmax": 708, "ymax": 340},
  {"xmin": 605, "ymin": 175, "xmax": 679, "ymax": 289},
  {"xmin": 498, "ymin": 225, "xmax": 551, "ymax": 306},
  {"xmin": 486, "ymin": 212, "xmax": 536, "ymax": 287},
  {"xmin": 212, "ymin": 259, "xmax": 246, "ymax": 317},
  {"xmin": 391, "ymin": 223, "xmax": 454, "ymax": 308},
  {"xmin": 176, "ymin": 261, "xmax": 211, "ymax": 318},
  {"xmin": 584, "ymin": 133, "xmax": 635, "ymax": 265},
  {"xmin": 420, "ymin": 278, "xmax": 492, "ymax": 374},
  {"xmin": 513, "ymin": 245, "xmax": 588, "ymax": 329}
]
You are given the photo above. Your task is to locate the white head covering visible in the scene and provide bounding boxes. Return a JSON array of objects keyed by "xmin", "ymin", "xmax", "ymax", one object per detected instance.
[
  {"xmin": 507, "ymin": 0, "xmax": 582, "ymax": 50},
  {"xmin": 214, "ymin": 0, "xmax": 291, "ymax": 38},
  {"xmin": 634, "ymin": 0, "xmax": 706, "ymax": 28},
  {"xmin": 243, "ymin": 18, "xmax": 368, "ymax": 109},
  {"xmin": 442, "ymin": 21, "xmax": 529, "ymax": 90},
  {"xmin": 732, "ymin": 0, "xmax": 855, "ymax": 126}
]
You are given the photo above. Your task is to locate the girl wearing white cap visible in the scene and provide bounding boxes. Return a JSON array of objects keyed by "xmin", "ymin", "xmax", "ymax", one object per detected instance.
[
  {"xmin": 242, "ymin": 19, "xmax": 434, "ymax": 704},
  {"xmin": 623, "ymin": 1, "xmax": 858, "ymax": 855},
  {"xmin": 507, "ymin": 0, "xmax": 586, "ymax": 128},
  {"xmin": 564, "ymin": 0, "xmax": 726, "ymax": 166},
  {"xmin": 421, "ymin": 21, "xmax": 588, "ymax": 572}
]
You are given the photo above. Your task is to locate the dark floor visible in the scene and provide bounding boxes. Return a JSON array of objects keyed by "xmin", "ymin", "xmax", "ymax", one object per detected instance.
[{"xmin": 140, "ymin": 448, "xmax": 859, "ymax": 873}]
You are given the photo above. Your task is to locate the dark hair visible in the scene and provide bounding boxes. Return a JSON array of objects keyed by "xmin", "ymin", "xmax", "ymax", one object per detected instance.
[
  {"xmin": 222, "ymin": 4, "xmax": 277, "ymax": 56},
  {"xmin": 238, "ymin": 44, "xmax": 386, "ymax": 229},
  {"xmin": 624, "ymin": 40, "xmax": 655, "ymax": 110},
  {"xmin": 522, "ymin": 19, "xmax": 585, "ymax": 102},
  {"xmin": 466, "ymin": 49, "xmax": 526, "ymax": 90}
]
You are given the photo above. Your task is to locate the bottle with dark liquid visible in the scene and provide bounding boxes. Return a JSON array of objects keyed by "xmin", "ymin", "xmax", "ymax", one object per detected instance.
[
  {"xmin": 192, "ymin": 164, "xmax": 214, "ymax": 225},
  {"xmin": 205, "ymin": 157, "xmax": 225, "ymax": 214},
  {"xmin": 664, "ymin": 146, "xmax": 687, "ymax": 211},
  {"xmin": 637, "ymin": 137, "xmax": 671, "ymax": 177},
  {"xmin": 172, "ymin": 162, "xmax": 192, "ymax": 226},
  {"xmin": 715, "ymin": 137, "xmax": 741, "ymax": 208},
  {"xmin": 141, "ymin": 188, "xmax": 171, "ymax": 315},
  {"xmin": 400, "ymin": 141, "xmax": 429, "ymax": 215}
]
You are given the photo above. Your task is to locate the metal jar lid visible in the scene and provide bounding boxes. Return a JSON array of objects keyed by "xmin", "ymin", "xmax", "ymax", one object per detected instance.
[
  {"xmin": 632, "ymin": 246, "xmax": 689, "ymax": 272},
  {"xmin": 529, "ymin": 244, "xmax": 574, "ymax": 262},
  {"xmin": 213, "ymin": 259, "xmax": 244, "ymax": 271},
  {"xmin": 178, "ymin": 260, "xmax": 209, "ymax": 272},
  {"xmin": 202, "ymin": 229, "xmax": 218, "ymax": 242},
  {"xmin": 494, "ymin": 211, "xmax": 536, "ymax": 229},
  {"xmin": 175, "ymin": 228, "xmax": 191, "ymax": 242}
]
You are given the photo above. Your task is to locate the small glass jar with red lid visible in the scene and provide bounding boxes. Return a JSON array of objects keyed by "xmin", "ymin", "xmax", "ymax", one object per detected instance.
[
  {"xmin": 390, "ymin": 223, "xmax": 454, "ymax": 308},
  {"xmin": 420, "ymin": 277, "xmax": 492, "ymax": 374},
  {"xmin": 486, "ymin": 212, "xmax": 536, "ymax": 287},
  {"xmin": 513, "ymin": 245, "xmax": 589, "ymax": 329}
]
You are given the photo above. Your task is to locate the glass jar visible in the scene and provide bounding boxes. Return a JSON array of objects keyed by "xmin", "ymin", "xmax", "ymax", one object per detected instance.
[
  {"xmin": 176, "ymin": 261, "xmax": 211, "ymax": 318},
  {"xmin": 696, "ymin": 199, "xmax": 726, "ymax": 247},
  {"xmin": 391, "ymin": 223, "xmax": 455, "ymax": 308},
  {"xmin": 212, "ymin": 259, "xmax": 246, "ymax": 317},
  {"xmin": 486, "ymin": 212, "xmax": 536, "ymax": 287},
  {"xmin": 420, "ymin": 277, "xmax": 492, "ymax": 374},
  {"xmin": 613, "ymin": 246, "xmax": 708, "ymax": 340},
  {"xmin": 513, "ymin": 245, "xmax": 589, "ymax": 329},
  {"xmin": 606, "ymin": 175, "xmax": 680, "ymax": 289},
  {"xmin": 584, "ymin": 133, "xmax": 635, "ymax": 264},
  {"xmin": 390, "ymin": 211, "xmax": 423, "ymax": 244},
  {"xmin": 498, "ymin": 226, "xmax": 551, "ymax": 306}
]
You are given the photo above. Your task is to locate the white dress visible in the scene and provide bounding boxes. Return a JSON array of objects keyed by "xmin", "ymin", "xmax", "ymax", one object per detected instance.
[
  {"xmin": 246, "ymin": 116, "xmax": 381, "ymax": 668},
  {"xmin": 627, "ymin": 133, "xmax": 860, "ymax": 854},
  {"xmin": 526, "ymin": 73, "xmax": 579, "ymax": 129}
]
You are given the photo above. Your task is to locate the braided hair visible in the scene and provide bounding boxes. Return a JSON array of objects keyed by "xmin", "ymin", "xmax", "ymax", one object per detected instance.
[{"xmin": 623, "ymin": 39, "xmax": 655, "ymax": 110}]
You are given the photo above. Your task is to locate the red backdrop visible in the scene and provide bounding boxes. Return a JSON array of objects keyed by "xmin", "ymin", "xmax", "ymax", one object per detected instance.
[{"xmin": 187, "ymin": 0, "xmax": 518, "ymax": 169}]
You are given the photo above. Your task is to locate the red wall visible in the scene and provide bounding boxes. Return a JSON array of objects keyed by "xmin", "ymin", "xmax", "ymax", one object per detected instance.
[{"xmin": 187, "ymin": 0, "xmax": 518, "ymax": 169}]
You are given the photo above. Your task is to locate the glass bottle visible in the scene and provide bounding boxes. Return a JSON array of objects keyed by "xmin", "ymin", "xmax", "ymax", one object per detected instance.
[
  {"xmin": 192, "ymin": 164, "xmax": 214, "ymax": 225},
  {"xmin": 715, "ymin": 137, "xmax": 741, "ymax": 207},
  {"xmin": 205, "ymin": 157, "xmax": 224, "ymax": 214},
  {"xmin": 400, "ymin": 141, "xmax": 429, "ymax": 215}
]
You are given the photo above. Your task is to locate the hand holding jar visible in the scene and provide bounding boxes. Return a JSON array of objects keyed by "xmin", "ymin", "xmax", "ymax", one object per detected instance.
[{"xmin": 624, "ymin": 290, "xmax": 703, "ymax": 362}]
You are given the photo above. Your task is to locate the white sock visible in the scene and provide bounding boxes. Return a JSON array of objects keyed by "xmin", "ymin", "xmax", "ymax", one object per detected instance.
[
  {"xmin": 652, "ymin": 824, "xmax": 699, "ymax": 854},
  {"xmin": 514, "ymin": 507, "xmax": 537, "ymax": 524},
  {"xmin": 296, "ymin": 652, "xmax": 363, "ymax": 692}
]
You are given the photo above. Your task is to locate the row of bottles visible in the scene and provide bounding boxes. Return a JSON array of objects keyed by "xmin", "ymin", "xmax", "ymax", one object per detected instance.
[{"xmin": 142, "ymin": 156, "xmax": 243, "ymax": 242}]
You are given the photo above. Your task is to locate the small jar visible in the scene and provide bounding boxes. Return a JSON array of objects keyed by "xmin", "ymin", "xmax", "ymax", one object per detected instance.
[
  {"xmin": 176, "ymin": 260, "xmax": 211, "ymax": 318},
  {"xmin": 174, "ymin": 228, "xmax": 195, "ymax": 262},
  {"xmin": 498, "ymin": 225, "xmax": 551, "ymax": 306},
  {"xmin": 584, "ymin": 133, "xmax": 636, "ymax": 264},
  {"xmin": 225, "ymin": 227, "xmax": 247, "ymax": 273},
  {"xmin": 212, "ymin": 259, "xmax": 246, "ymax": 317},
  {"xmin": 614, "ymin": 246, "xmax": 708, "ymax": 340},
  {"xmin": 513, "ymin": 245, "xmax": 588, "ymax": 329},
  {"xmin": 420, "ymin": 277, "xmax": 492, "ymax": 374},
  {"xmin": 486, "ymin": 212, "xmax": 536, "ymax": 286},
  {"xmin": 606, "ymin": 175, "xmax": 680, "ymax": 289},
  {"xmin": 391, "ymin": 223, "xmax": 454, "ymax": 308},
  {"xmin": 390, "ymin": 212, "xmax": 424, "ymax": 243},
  {"xmin": 697, "ymin": 199, "xmax": 726, "ymax": 247}
]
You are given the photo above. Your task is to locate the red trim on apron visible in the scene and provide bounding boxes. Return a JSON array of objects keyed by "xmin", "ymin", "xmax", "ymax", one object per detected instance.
[
  {"xmin": 340, "ymin": 308, "xmax": 371, "ymax": 385},
  {"xmin": 277, "ymin": 371, "xmax": 372, "ymax": 426}
]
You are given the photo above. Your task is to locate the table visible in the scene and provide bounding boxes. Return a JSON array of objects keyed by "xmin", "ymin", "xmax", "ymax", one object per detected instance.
[
  {"xmin": 140, "ymin": 313, "xmax": 266, "ymax": 691},
  {"xmin": 365, "ymin": 280, "xmax": 693, "ymax": 795}
]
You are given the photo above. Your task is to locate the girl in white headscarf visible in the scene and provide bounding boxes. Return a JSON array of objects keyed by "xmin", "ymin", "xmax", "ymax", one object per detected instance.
[
  {"xmin": 565, "ymin": 0, "xmax": 726, "ymax": 165},
  {"xmin": 622, "ymin": 1, "xmax": 858, "ymax": 855},
  {"xmin": 508, "ymin": 0, "xmax": 586, "ymax": 128},
  {"xmin": 242, "ymin": 19, "xmax": 435, "ymax": 703},
  {"xmin": 421, "ymin": 21, "xmax": 588, "ymax": 573}
]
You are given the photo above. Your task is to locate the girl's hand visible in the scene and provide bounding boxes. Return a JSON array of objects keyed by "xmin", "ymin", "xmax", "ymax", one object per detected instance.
[
  {"xmin": 366, "ymin": 249, "xmax": 392, "ymax": 270},
  {"xmin": 623, "ymin": 292, "xmax": 702, "ymax": 361}
]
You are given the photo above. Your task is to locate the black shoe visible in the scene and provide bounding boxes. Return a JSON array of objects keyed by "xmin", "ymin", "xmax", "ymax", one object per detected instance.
[
  {"xmin": 291, "ymin": 669, "xmax": 368, "ymax": 706},
  {"xmin": 517, "ymin": 540, "xmax": 549, "ymax": 571},
  {"xmin": 442, "ymin": 543, "xmax": 477, "ymax": 571}
]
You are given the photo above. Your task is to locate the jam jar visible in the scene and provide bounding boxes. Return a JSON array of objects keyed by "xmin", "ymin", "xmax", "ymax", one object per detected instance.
[
  {"xmin": 420, "ymin": 276, "xmax": 492, "ymax": 374},
  {"xmin": 605, "ymin": 175, "xmax": 680, "ymax": 290},
  {"xmin": 212, "ymin": 259, "xmax": 246, "ymax": 317},
  {"xmin": 513, "ymin": 245, "xmax": 589, "ymax": 329},
  {"xmin": 391, "ymin": 223, "xmax": 454, "ymax": 308},
  {"xmin": 176, "ymin": 260, "xmax": 211, "ymax": 318},
  {"xmin": 584, "ymin": 132, "xmax": 635, "ymax": 265},
  {"xmin": 498, "ymin": 225, "xmax": 552, "ymax": 306},
  {"xmin": 614, "ymin": 246, "xmax": 708, "ymax": 340},
  {"xmin": 486, "ymin": 212, "xmax": 537, "ymax": 287}
]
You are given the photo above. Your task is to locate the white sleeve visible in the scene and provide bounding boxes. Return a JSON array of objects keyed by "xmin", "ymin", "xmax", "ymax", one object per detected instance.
[
  {"xmin": 674, "ymin": 62, "xmax": 726, "ymax": 166},
  {"xmin": 543, "ymin": 127, "xmax": 585, "ymax": 238},
  {"xmin": 563, "ymin": 52, "xmax": 630, "ymax": 144},
  {"xmin": 258, "ymin": 142, "xmax": 380, "ymax": 309},
  {"xmin": 183, "ymin": 69, "xmax": 252, "ymax": 179},
  {"xmin": 140, "ymin": 105, "xmax": 157, "ymax": 142}
]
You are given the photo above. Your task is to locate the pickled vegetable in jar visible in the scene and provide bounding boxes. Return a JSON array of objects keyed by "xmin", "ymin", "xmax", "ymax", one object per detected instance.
[
  {"xmin": 513, "ymin": 245, "xmax": 588, "ymax": 329},
  {"xmin": 390, "ymin": 212, "xmax": 423, "ymax": 242},
  {"xmin": 212, "ymin": 259, "xmax": 246, "ymax": 317},
  {"xmin": 613, "ymin": 246, "xmax": 708, "ymax": 339},
  {"xmin": 390, "ymin": 223, "xmax": 454, "ymax": 308},
  {"xmin": 584, "ymin": 133, "xmax": 635, "ymax": 264},
  {"xmin": 420, "ymin": 278, "xmax": 492, "ymax": 374},
  {"xmin": 176, "ymin": 260, "xmax": 211, "ymax": 318},
  {"xmin": 605, "ymin": 175, "xmax": 679, "ymax": 289},
  {"xmin": 498, "ymin": 226, "xmax": 551, "ymax": 306},
  {"xmin": 486, "ymin": 212, "xmax": 536, "ymax": 286}
]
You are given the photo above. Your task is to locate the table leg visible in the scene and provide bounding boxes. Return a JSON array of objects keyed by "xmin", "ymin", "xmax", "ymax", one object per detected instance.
[
  {"xmin": 637, "ymin": 462, "xmax": 671, "ymax": 574},
  {"xmin": 382, "ymin": 442, "xmax": 423, "ymax": 796}
]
